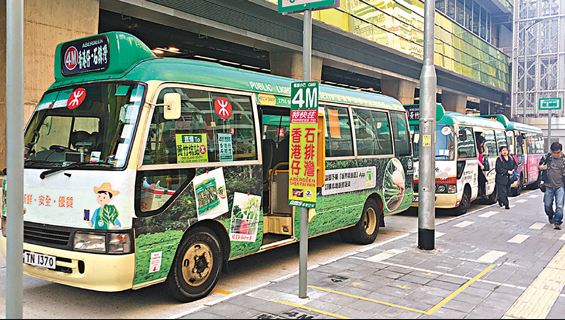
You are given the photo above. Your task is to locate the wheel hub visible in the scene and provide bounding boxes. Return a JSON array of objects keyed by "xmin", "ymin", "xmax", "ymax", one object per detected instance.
[
  {"xmin": 364, "ymin": 207, "xmax": 377, "ymax": 235},
  {"xmin": 182, "ymin": 243, "xmax": 213, "ymax": 287}
]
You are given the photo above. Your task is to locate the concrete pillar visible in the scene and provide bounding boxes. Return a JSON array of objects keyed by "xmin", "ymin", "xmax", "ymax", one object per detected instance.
[
  {"xmin": 0, "ymin": 0, "xmax": 99, "ymax": 169},
  {"xmin": 269, "ymin": 50, "xmax": 323, "ymax": 82},
  {"xmin": 380, "ymin": 78, "xmax": 417, "ymax": 105},
  {"xmin": 442, "ymin": 90, "xmax": 467, "ymax": 114}
]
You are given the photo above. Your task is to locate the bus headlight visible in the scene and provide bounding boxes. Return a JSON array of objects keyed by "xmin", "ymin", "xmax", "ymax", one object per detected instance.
[
  {"xmin": 74, "ymin": 232, "xmax": 105, "ymax": 253},
  {"xmin": 108, "ymin": 233, "xmax": 131, "ymax": 254},
  {"xmin": 436, "ymin": 185, "xmax": 447, "ymax": 193}
]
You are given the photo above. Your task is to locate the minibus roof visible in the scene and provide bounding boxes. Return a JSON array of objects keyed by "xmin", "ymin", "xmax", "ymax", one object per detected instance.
[
  {"xmin": 480, "ymin": 114, "xmax": 543, "ymax": 134},
  {"xmin": 438, "ymin": 112, "xmax": 506, "ymax": 130},
  {"xmin": 51, "ymin": 32, "xmax": 404, "ymax": 112}
]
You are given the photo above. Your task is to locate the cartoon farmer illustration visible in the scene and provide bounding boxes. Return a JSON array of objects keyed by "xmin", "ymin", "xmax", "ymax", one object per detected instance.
[{"xmin": 88, "ymin": 182, "xmax": 121, "ymax": 230}]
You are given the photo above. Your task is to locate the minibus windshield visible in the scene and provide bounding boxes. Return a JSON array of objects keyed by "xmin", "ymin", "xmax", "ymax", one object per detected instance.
[
  {"xmin": 24, "ymin": 83, "xmax": 145, "ymax": 169},
  {"xmin": 410, "ymin": 125, "xmax": 455, "ymax": 160}
]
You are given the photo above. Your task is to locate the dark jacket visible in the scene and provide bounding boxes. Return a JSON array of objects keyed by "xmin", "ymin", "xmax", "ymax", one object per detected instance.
[
  {"xmin": 538, "ymin": 153, "xmax": 565, "ymax": 185},
  {"xmin": 495, "ymin": 155, "xmax": 518, "ymax": 185}
]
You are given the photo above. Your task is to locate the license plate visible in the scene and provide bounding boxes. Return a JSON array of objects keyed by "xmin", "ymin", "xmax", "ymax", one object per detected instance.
[
  {"xmin": 413, "ymin": 196, "xmax": 419, "ymax": 202},
  {"xmin": 24, "ymin": 251, "xmax": 56, "ymax": 269}
]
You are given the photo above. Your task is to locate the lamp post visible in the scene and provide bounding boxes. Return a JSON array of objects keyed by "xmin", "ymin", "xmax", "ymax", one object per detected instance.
[{"xmin": 522, "ymin": 18, "xmax": 543, "ymax": 123}]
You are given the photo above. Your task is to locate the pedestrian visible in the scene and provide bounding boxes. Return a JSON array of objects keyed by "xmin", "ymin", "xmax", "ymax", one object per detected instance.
[
  {"xmin": 495, "ymin": 145, "xmax": 517, "ymax": 209},
  {"xmin": 477, "ymin": 135, "xmax": 488, "ymax": 200},
  {"xmin": 538, "ymin": 142, "xmax": 565, "ymax": 230}
]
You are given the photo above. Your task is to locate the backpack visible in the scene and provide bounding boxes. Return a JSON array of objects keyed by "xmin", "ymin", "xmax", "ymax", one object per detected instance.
[{"xmin": 482, "ymin": 155, "xmax": 490, "ymax": 171}]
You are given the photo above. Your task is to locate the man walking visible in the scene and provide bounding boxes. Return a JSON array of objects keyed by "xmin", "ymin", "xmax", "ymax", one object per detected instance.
[{"xmin": 539, "ymin": 142, "xmax": 565, "ymax": 230}]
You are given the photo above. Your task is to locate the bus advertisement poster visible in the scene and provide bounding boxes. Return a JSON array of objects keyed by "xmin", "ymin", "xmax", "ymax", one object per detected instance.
[
  {"xmin": 229, "ymin": 192, "xmax": 261, "ymax": 242},
  {"xmin": 192, "ymin": 168, "xmax": 229, "ymax": 220},
  {"xmin": 175, "ymin": 133, "xmax": 208, "ymax": 163},
  {"xmin": 288, "ymin": 81, "xmax": 318, "ymax": 208}
]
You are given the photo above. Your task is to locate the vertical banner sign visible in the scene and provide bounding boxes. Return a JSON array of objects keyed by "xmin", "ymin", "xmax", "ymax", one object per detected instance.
[{"xmin": 288, "ymin": 81, "xmax": 318, "ymax": 208}]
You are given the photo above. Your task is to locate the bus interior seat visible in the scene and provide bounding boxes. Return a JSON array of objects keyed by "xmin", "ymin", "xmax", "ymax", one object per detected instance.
[{"xmin": 70, "ymin": 131, "xmax": 93, "ymax": 150}]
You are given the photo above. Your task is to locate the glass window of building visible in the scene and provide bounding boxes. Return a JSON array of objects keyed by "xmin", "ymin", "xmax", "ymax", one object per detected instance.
[
  {"xmin": 436, "ymin": 0, "xmax": 445, "ymax": 12},
  {"xmin": 480, "ymin": 7, "xmax": 487, "ymax": 39},
  {"xmin": 465, "ymin": 0, "xmax": 473, "ymax": 29},
  {"xmin": 456, "ymin": 0, "xmax": 465, "ymax": 25},
  {"xmin": 473, "ymin": 2, "xmax": 480, "ymax": 35},
  {"xmin": 447, "ymin": 0, "xmax": 455, "ymax": 19}
]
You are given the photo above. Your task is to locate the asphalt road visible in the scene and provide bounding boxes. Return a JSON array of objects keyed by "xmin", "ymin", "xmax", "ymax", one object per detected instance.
[{"xmin": 0, "ymin": 198, "xmax": 504, "ymax": 319}]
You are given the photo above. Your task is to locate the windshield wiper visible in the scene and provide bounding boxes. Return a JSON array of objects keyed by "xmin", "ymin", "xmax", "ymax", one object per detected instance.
[{"xmin": 39, "ymin": 161, "xmax": 113, "ymax": 179}]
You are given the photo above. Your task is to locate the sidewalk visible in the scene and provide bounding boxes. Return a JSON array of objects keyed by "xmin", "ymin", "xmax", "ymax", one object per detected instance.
[{"xmin": 179, "ymin": 190, "xmax": 565, "ymax": 319}]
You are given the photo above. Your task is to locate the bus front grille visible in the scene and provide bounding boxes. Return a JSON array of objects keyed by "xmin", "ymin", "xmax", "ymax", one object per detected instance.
[{"xmin": 24, "ymin": 222, "xmax": 72, "ymax": 249}]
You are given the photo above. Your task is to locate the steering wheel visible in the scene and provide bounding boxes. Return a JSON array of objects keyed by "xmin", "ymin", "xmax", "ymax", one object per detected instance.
[{"xmin": 49, "ymin": 145, "xmax": 73, "ymax": 152}]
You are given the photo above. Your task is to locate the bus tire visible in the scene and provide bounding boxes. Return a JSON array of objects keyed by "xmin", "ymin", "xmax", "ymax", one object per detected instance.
[
  {"xmin": 453, "ymin": 186, "xmax": 470, "ymax": 216},
  {"xmin": 350, "ymin": 198, "xmax": 381, "ymax": 245},
  {"xmin": 166, "ymin": 226, "xmax": 223, "ymax": 302},
  {"xmin": 486, "ymin": 186, "xmax": 497, "ymax": 205}
]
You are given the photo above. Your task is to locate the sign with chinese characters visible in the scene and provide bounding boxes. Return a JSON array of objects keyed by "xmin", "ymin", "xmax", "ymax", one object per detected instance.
[
  {"xmin": 218, "ymin": 133, "xmax": 234, "ymax": 162},
  {"xmin": 61, "ymin": 35, "xmax": 109, "ymax": 76},
  {"xmin": 288, "ymin": 81, "xmax": 318, "ymax": 208},
  {"xmin": 175, "ymin": 134, "xmax": 208, "ymax": 163},
  {"xmin": 321, "ymin": 167, "xmax": 376, "ymax": 196},
  {"xmin": 278, "ymin": 0, "xmax": 339, "ymax": 14},
  {"xmin": 539, "ymin": 97, "xmax": 562, "ymax": 110},
  {"xmin": 405, "ymin": 105, "xmax": 420, "ymax": 121}
]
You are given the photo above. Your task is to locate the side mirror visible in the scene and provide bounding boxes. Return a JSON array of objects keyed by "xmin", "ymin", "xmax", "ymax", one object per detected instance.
[
  {"xmin": 163, "ymin": 93, "xmax": 181, "ymax": 120},
  {"xmin": 458, "ymin": 129, "xmax": 467, "ymax": 141}
]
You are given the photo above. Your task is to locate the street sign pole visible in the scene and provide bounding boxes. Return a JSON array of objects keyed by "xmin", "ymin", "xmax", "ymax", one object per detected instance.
[
  {"xmin": 299, "ymin": 9, "xmax": 312, "ymax": 299},
  {"xmin": 418, "ymin": 0, "xmax": 436, "ymax": 251},
  {"xmin": 538, "ymin": 98, "xmax": 561, "ymax": 152},
  {"xmin": 6, "ymin": 0, "xmax": 25, "ymax": 318}
]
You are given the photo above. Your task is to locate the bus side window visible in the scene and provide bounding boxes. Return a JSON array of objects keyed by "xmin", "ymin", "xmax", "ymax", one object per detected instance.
[
  {"xmin": 352, "ymin": 108, "xmax": 392, "ymax": 156},
  {"xmin": 457, "ymin": 126, "xmax": 476, "ymax": 159},
  {"xmin": 483, "ymin": 130, "xmax": 498, "ymax": 156},
  {"xmin": 324, "ymin": 106, "xmax": 353, "ymax": 157},
  {"xmin": 390, "ymin": 111, "xmax": 411, "ymax": 157},
  {"xmin": 143, "ymin": 87, "xmax": 257, "ymax": 165}
]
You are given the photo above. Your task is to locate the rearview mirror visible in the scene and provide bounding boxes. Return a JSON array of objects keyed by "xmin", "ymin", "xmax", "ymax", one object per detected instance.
[
  {"xmin": 163, "ymin": 93, "xmax": 181, "ymax": 120},
  {"xmin": 458, "ymin": 129, "xmax": 467, "ymax": 141}
]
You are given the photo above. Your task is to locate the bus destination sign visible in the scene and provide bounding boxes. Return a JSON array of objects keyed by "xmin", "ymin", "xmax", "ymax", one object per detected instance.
[{"xmin": 61, "ymin": 35, "xmax": 110, "ymax": 76}]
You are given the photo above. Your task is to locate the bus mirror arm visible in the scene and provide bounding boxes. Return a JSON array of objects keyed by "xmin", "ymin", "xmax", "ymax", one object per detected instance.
[{"xmin": 147, "ymin": 93, "xmax": 181, "ymax": 120}]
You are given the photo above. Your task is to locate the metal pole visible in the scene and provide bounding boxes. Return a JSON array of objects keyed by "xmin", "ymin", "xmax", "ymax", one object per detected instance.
[
  {"xmin": 548, "ymin": 111, "xmax": 552, "ymax": 153},
  {"xmin": 299, "ymin": 9, "xmax": 312, "ymax": 299},
  {"xmin": 6, "ymin": 0, "xmax": 25, "ymax": 318},
  {"xmin": 418, "ymin": 0, "xmax": 436, "ymax": 250},
  {"xmin": 523, "ymin": 27, "xmax": 527, "ymax": 123}
]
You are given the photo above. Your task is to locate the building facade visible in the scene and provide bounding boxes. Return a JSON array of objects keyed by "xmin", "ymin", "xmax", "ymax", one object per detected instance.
[{"xmin": 512, "ymin": 0, "xmax": 565, "ymax": 146}]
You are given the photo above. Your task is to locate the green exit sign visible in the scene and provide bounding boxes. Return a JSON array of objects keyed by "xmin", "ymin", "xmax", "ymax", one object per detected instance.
[{"xmin": 539, "ymin": 98, "xmax": 562, "ymax": 110}]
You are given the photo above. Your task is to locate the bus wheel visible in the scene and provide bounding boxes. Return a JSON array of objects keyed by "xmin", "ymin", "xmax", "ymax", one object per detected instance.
[
  {"xmin": 486, "ymin": 186, "xmax": 497, "ymax": 205},
  {"xmin": 453, "ymin": 187, "xmax": 470, "ymax": 216},
  {"xmin": 350, "ymin": 198, "xmax": 381, "ymax": 244},
  {"xmin": 166, "ymin": 226, "xmax": 223, "ymax": 302}
]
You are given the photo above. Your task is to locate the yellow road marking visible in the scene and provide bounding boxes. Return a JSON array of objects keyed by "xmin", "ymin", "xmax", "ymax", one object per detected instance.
[
  {"xmin": 273, "ymin": 299, "xmax": 351, "ymax": 319},
  {"xmin": 396, "ymin": 285, "xmax": 411, "ymax": 289},
  {"xmin": 308, "ymin": 286, "xmax": 428, "ymax": 314},
  {"xmin": 352, "ymin": 282, "xmax": 364, "ymax": 286},
  {"xmin": 308, "ymin": 265, "xmax": 495, "ymax": 316},
  {"xmin": 426, "ymin": 265, "xmax": 495, "ymax": 315},
  {"xmin": 212, "ymin": 288, "xmax": 232, "ymax": 295}
]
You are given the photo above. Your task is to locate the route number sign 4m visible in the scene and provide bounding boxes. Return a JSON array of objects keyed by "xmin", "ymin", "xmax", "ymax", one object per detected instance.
[
  {"xmin": 278, "ymin": 0, "xmax": 340, "ymax": 14},
  {"xmin": 288, "ymin": 81, "xmax": 319, "ymax": 208}
]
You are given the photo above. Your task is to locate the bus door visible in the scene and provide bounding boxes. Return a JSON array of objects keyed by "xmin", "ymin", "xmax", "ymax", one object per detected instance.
[
  {"xmin": 260, "ymin": 106, "xmax": 294, "ymax": 243},
  {"xmin": 481, "ymin": 129, "xmax": 499, "ymax": 196},
  {"xmin": 456, "ymin": 126, "xmax": 478, "ymax": 201}
]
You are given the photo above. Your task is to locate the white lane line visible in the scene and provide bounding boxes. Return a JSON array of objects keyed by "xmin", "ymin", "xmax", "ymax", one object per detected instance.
[
  {"xmin": 530, "ymin": 223, "xmax": 545, "ymax": 230},
  {"xmin": 477, "ymin": 250, "xmax": 507, "ymax": 263},
  {"xmin": 436, "ymin": 232, "xmax": 445, "ymax": 238},
  {"xmin": 366, "ymin": 249, "xmax": 405, "ymax": 262},
  {"xmin": 529, "ymin": 194, "xmax": 540, "ymax": 198},
  {"xmin": 560, "ymin": 234, "xmax": 565, "ymax": 241},
  {"xmin": 515, "ymin": 199, "xmax": 527, "ymax": 203},
  {"xmin": 508, "ymin": 234, "xmax": 530, "ymax": 244},
  {"xmin": 454, "ymin": 221, "xmax": 475, "ymax": 228},
  {"xmin": 479, "ymin": 211, "xmax": 498, "ymax": 218}
]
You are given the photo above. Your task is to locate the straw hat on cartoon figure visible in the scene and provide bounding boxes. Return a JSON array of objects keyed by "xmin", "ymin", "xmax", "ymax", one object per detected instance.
[{"xmin": 94, "ymin": 182, "xmax": 120, "ymax": 197}]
